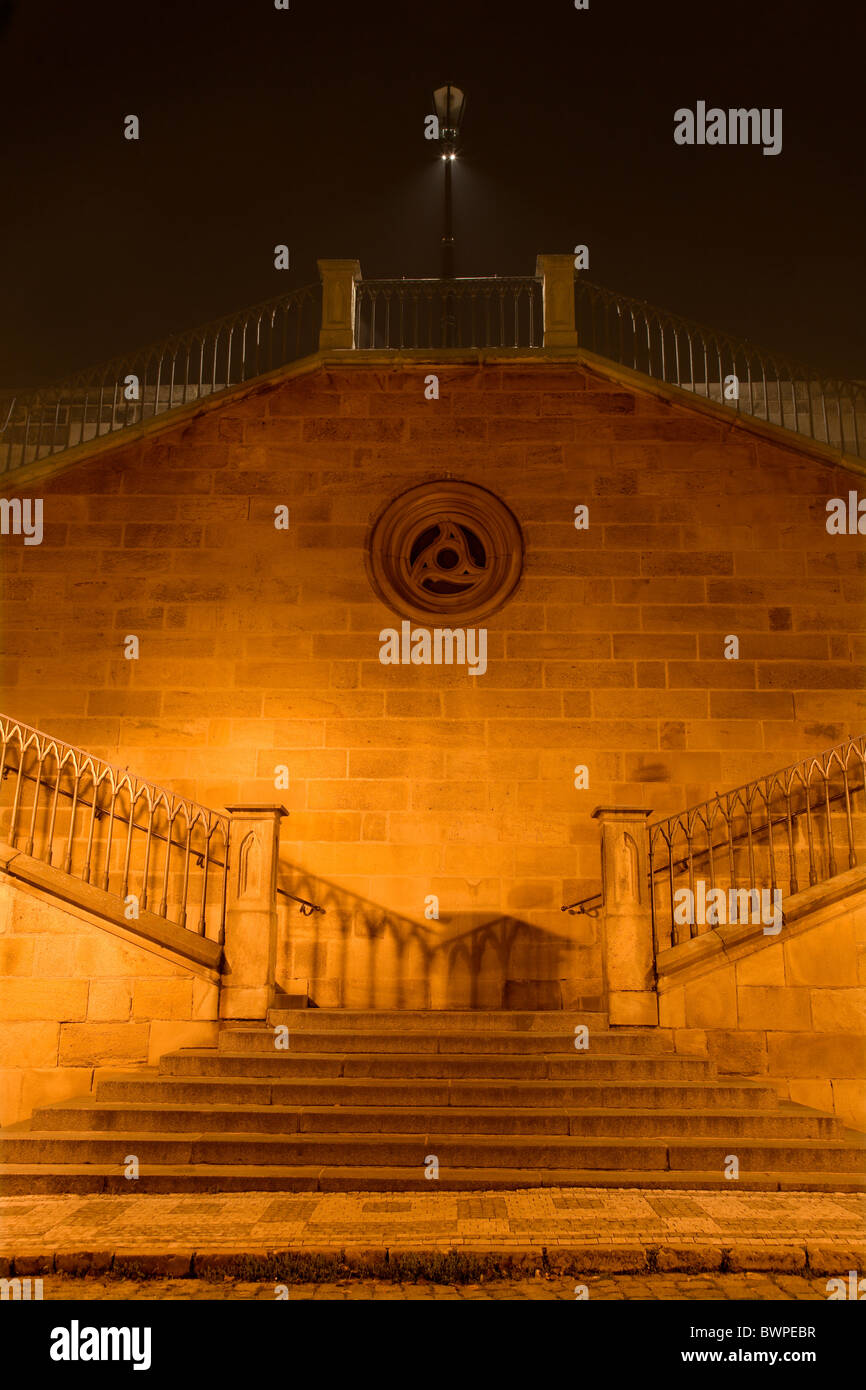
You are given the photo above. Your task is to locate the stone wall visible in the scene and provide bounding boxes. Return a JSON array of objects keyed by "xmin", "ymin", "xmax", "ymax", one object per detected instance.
[
  {"xmin": 0, "ymin": 874, "xmax": 219, "ymax": 1126},
  {"xmin": 657, "ymin": 870, "xmax": 866, "ymax": 1131},
  {"xmin": 1, "ymin": 357, "xmax": 864, "ymax": 1008}
]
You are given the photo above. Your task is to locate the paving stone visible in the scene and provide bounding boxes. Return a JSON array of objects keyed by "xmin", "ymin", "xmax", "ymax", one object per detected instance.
[{"xmin": 2, "ymin": 1187, "xmax": 862, "ymax": 1278}]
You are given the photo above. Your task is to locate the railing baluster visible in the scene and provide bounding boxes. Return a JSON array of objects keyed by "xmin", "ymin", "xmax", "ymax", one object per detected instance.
[
  {"xmin": 120, "ymin": 793, "xmax": 136, "ymax": 900},
  {"xmin": 8, "ymin": 738, "xmax": 28, "ymax": 845},
  {"xmin": 102, "ymin": 782, "xmax": 117, "ymax": 891},
  {"xmin": 784, "ymin": 778, "xmax": 799, "ymax": 895},
  {"xmin": 159, "ymin": 810, "xmax": 174, "ymax": 918},
  {"xmin": 45, "ymin": 752, "xmax": 63, "ymax": 866},
  {"xmin": 82, "ymin": 767, "xmax": 99, "ymax": 883},
  {"xmin": 140, "ymin": 797, "xmax": 154, "ymax": 911},
  {"xmin": 823, "ymin": 767, "xmax": 837, "ymax": 878},
  {"xmin": 24, "ymin": 744, "xmax": 42, "ymax": 857},
  {"xmin": 198, "ymin": 828, "xmax": 210, "ymax": 935},
  {"xmin": 63, "ymin": 768, "xmax": 81, "ymax": 874}
]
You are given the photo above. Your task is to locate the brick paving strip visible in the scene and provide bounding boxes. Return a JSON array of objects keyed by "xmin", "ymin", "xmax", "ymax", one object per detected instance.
[{"xmin": 1, "ymin": 1188, "xmax": 863, "ymax": 1282}]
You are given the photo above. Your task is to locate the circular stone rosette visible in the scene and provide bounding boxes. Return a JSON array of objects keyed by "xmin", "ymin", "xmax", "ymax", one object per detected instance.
[{"xmin": 368, "ymin": 480, "xmax": 524, "ymax": 624}]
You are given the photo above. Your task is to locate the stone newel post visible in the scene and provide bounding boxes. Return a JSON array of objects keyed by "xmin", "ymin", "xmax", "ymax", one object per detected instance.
[
  {"xmin": 592, "ymin": 806, "xmax": 658, "ymax": 1026},
  {"xmin": 317, "ymin": 258, "xmax": 361, "ymax": 350},
  {"xmin": 536, "ymin": 254, "xmax": 578, "ymax": 348},
  {"xmin": 220, "ymin": 804, "xmax": 288, "ymax": 1020}
]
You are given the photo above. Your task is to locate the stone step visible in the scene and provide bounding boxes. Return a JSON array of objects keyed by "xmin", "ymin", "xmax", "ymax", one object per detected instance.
[
  {"xmin": 2, "ymin": 1130, "xmax": 862, "ymax": 1172},
  {"xmin": 31, "ymin": 1099, "xmax": 841, "ymax": 1139},
  {"xmin": 159, "ymin": 1050, "xmax": 716, "ymax": 1081},
  {"xmin": 1, "ymin": 1163, "xmax": 863, "ymax": 1195},
  {"xmin": 264, "ymin": 1010, "xmax": 610, "ymax": 1032},
  {"xmin": 95, "ymin": 1072, "xmax": 782, "ymax": 1110},
  {"xmin": 220, "ymin": 1028, "xmax": 677, "ymax": 1056}
]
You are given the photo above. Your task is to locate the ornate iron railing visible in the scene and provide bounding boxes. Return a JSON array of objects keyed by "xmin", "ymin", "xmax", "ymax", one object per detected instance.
[
  {"xmin": 3, "ymin": 267, "xmax": 862, "ymax": 473},
  {"xmin": 355, "ymin": 276, "xmax": 542, "ymax": 350},
  {"xmin": 648, "ymin": 736, "xmax": 866, "ymax": 953},
  {"xmin": 0, "ymin": 283, "xmax": 321, "ymax": 474},
  {"xmin": 563, "ymin": 736, "xmax": 866, "ymax": 953},
  {"xmin": 574, "ymin": 277, "xmax": 866, "ymax": 457},
  {"xmin": 0, "ymin": 716, "xmax": 230, "ymax": 940}
]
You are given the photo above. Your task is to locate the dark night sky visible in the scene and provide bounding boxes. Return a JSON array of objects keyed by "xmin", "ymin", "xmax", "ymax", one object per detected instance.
[{"xmin": 0, "ymin": 0, "xmax": 863, "ymax": 386}]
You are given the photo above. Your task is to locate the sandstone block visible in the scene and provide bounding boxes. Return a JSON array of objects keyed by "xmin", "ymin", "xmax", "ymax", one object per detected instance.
[
  {"xmin": 0, "ymin": 938, "xmax": 35, "ymax": 974},
  {"xmin": 784, "ymin": 919, "xmax": 858, "ymax": 986},
  {"xmin": 58, "ymin": 1024, "xmax": 149, "ymax": 1066},
  {"xmin": 133, "ymin": 979, "xmax": 193, "ymax": 1020},
  {"xmin": 766, "ymin": 1031, "xmax": 865, "ymax": 1079},
  {"xmin": 787, "ymin": 1079, "xmax": 834, "ymax": 1113},
  {"xmin": 809, "ymin": 988, "xmax": 866, "ymax": 1033},
  {"xmin": 86, "ymin": 982, "xmax": 132, "ymax": 1021},
  {"xmin": 0, "ymin": 979, "xmax": 88, "ymax": 1022},
  {"xmin": 683, "ymin": 972, "xmax": 738, "ymax": 1028},
  {"xmin": 830, "ymin": 1080, "xmax": 866, "ymax": 1133},
  {"xmin": 147, "ymin": 1021, "xmax": 218, "ymax": 1063},
  {"xmin": 0, "ymin": 1022, "xmax": 59, "ymax": 1068},
  {"xmin": 735, "ymin": 947, "xmax": 785, "ymax": 987},
  {"xmin": 738, "ymin": 985, "xmax": 811, "ymax": 1031},
  {"xmin": 0, "ymin": 1069, "xmax": 23, "ymax": 1126},
  {"xmin": 20, "ymin": 1067, "xmax": 94, "ymax": 1118}
]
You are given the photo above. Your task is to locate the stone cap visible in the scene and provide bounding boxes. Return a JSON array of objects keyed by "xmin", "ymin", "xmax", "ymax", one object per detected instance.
[
  {"xmin": 225, "ymin": 804, "xmax": 289, "ymax": 816},
  {"xmin": 591, "ymin": 806, "xmax": 653, "ymax": 820},
  {"xmin": 317, "ymin": 258, "xmax": 362, "ymax": 279}
]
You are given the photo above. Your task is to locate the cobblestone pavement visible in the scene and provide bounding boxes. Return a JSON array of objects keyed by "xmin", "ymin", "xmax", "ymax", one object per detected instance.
[
  {"xmin": 35, "ymin": 1273, "xmax": 833, "ymax": 1299},
  {"xmin": 1, "ymin": 1187, "xmax": 863, "ymax": 1275}
]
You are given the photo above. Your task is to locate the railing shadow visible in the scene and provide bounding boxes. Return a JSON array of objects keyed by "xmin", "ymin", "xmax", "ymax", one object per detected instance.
[{"xmin": 275, "ymin": 860, "xmax": 598, "ymax": 1011}]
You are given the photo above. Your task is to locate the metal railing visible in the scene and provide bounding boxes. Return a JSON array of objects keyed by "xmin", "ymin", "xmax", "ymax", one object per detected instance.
[
  {"xmin": 648, "ymin": 736, "xmax": 866, "ymax": 952},
  {"xmin": 574, "ymin": 277, "xmax": 866, "ymax": 457},
  {"xmin": 0, "ymin": 283, "xmax": 321, "ymax": 474},
  {"xmin": 3, "ymin": 266, "xmax": 863, "ymax": 474},
  {"xmin": 0, "ymin": 715, "xmax": 230, "ymax": 940},
  {"xmin": 355, "ymin": 276, "xmax": 542, "ymax": 350},
  {"xmin": 562, "ymin": 736, "xmax": 866, "ymax": 953}
]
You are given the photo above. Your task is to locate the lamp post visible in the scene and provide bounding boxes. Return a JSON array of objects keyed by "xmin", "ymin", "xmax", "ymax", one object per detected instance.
[{"xmin": 433, "ymin": 83, "xmax": 466, "ymax": 345}]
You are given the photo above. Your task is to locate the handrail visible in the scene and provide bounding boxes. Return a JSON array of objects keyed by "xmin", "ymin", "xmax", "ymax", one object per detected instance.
[
  {"xmin": 560, "ymin": 791, "xmax": 858, "ymax": 917},
  {"xmin": 647, "ymin": 737, "xmax": 866, "ymax": 840},
  {"xmin": 0, "ymin": 715, "xmax": 228, "ymax": 834},
  {"xmin": 0, "ymin": 718, "xmax": 324, "ymax": 919},
  {"xmin": 574, "ymin": 276, "xmax": 866, "ymax": 457},
  {"xmin": 0, "ymin": 282, "xmax": 322, "ymax": 474},
  {"xmin": 355, "ymin": 275, "xmax": 541, "ymax": 350},
  {"xmin": 647, "ymin": 736, "xmax": 866, "ymax": 950},
  {"xmin": 276, "ymin": 886, "xmax": 326, "ymax": 916},
  {"xmin": 0, "ymin": 714, "xmax": 230, "ymax": 937},
  {"xmin": 4, "ymin": 267, "xmax": 862, "ymax": 469}
]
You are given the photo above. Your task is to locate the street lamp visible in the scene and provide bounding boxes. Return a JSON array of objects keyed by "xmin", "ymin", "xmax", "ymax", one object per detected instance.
[{"xmin": 433, "ymin": 83, "xmax": 466, "ymax": 282}]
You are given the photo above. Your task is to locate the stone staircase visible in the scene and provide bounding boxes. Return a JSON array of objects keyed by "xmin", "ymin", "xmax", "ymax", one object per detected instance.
[{"xmin": 2, "ymin": 1010, "xmax": 863, "ymax": 1194}]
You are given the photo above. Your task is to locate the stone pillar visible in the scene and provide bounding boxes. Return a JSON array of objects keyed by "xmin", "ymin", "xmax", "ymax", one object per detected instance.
[
  {"xmin": 536, "ymin": 253, "xmax": 578, "ymax": 348},
  {"xmin": 220, "ymin": 804, "xmax": 287, "ymax": 1020},
  {"xmin": 592, "ymin": 806, "xmax": 658, "ymax": 1026},
  {"xmin": 317, "ymin": 259, "xmax": 361, "ymax": 350}
]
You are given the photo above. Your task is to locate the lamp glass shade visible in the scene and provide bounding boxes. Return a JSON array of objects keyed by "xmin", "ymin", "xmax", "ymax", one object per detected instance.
[{"xmin": 433, "ymin": 84, "xmax": 466, "ymax": 136}]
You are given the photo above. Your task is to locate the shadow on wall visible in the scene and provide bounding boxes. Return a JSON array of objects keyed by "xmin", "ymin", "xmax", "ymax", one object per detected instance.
[{"xmin": 275, "ymin": 862, "xmax": 603, "ymax": 1011}]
